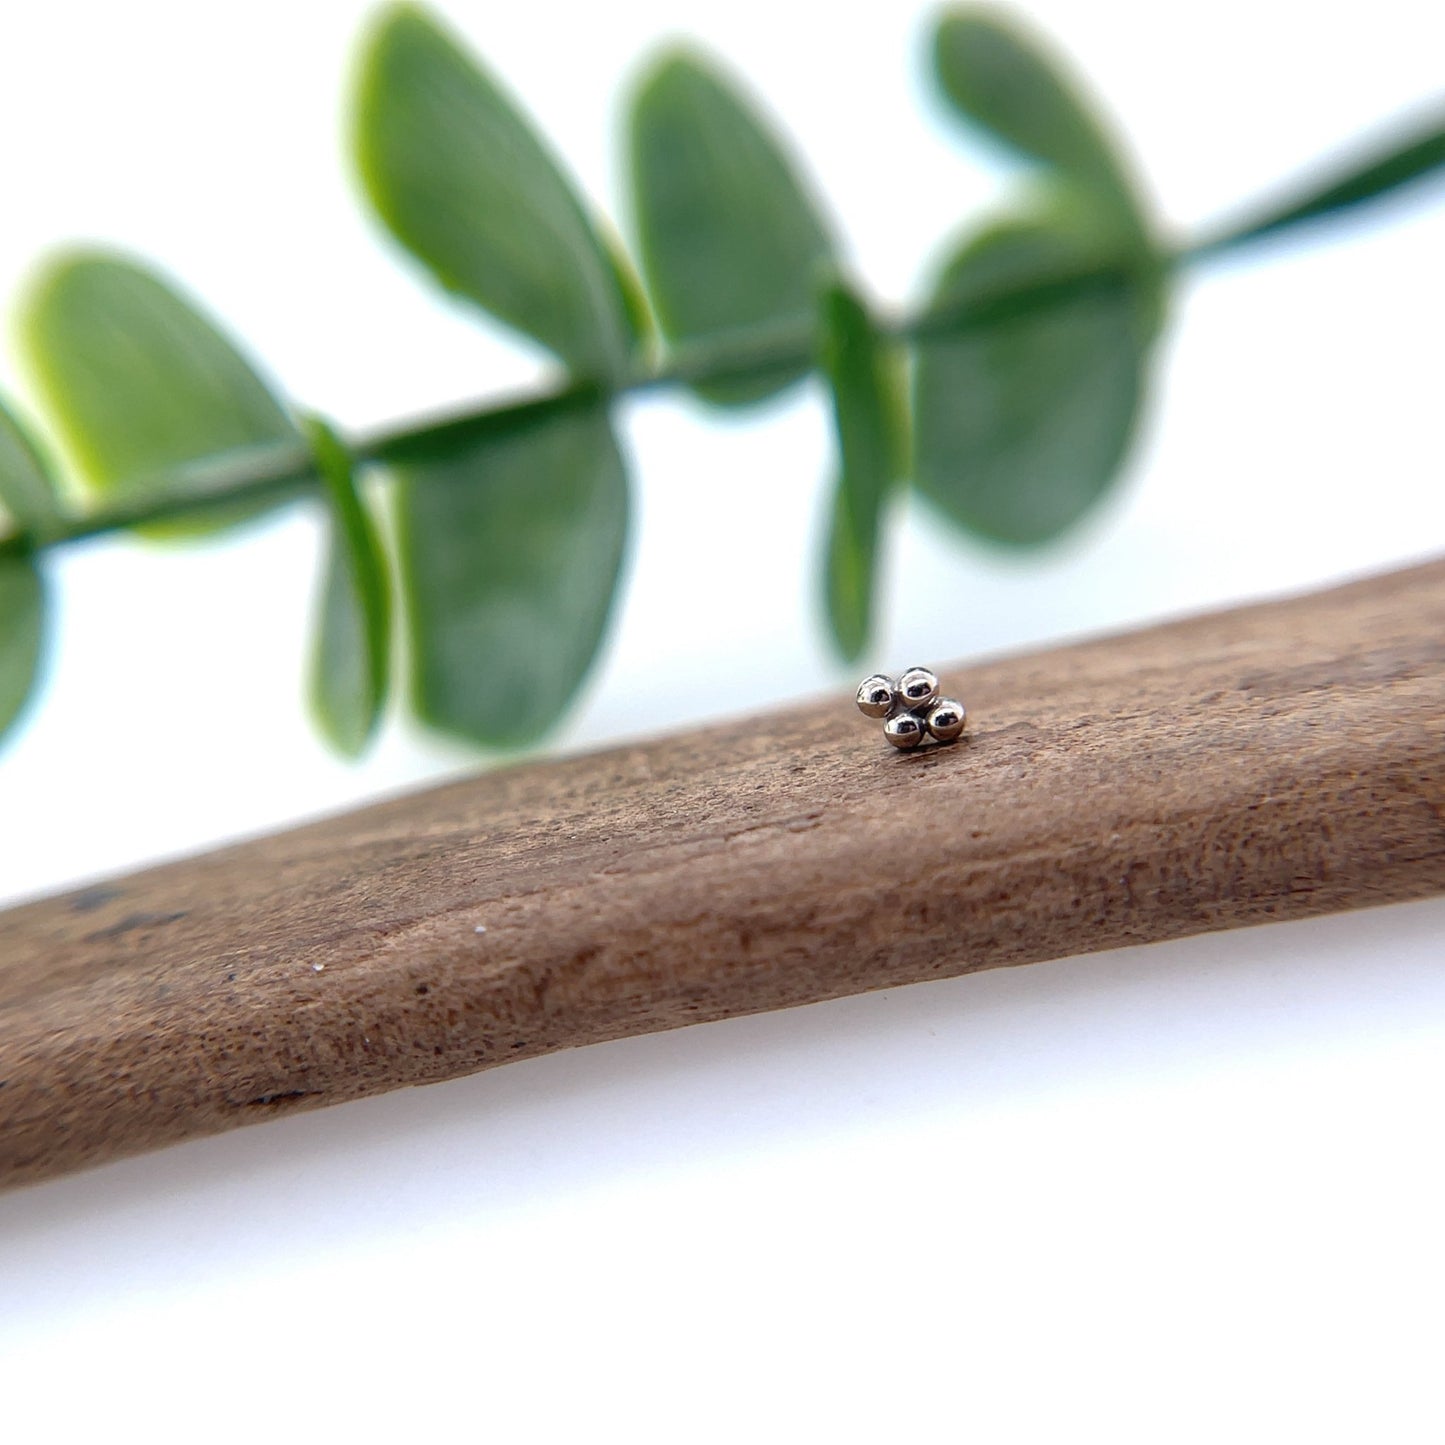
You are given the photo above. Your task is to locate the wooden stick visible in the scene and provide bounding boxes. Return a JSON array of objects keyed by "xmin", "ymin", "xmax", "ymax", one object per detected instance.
[{"xmin": 3, "ymin": 560, "xmax": 1443, "ymax": 1189}]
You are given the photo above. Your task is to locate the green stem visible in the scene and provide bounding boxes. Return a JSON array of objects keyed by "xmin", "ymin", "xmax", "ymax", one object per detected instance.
[
  {"xmin": 0, "ymin": 261, "xmax": 1140, "ymax": 562},
  {"xmin": 1184, "ymin": 107, "xmax": 1445, "ymax": 261}
]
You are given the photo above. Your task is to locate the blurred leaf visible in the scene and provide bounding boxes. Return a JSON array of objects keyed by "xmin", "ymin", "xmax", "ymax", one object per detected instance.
[
  {"xmin": 628, "ymin": 47, "xmax": 835, "ymax": 406},
  {"xmin": 0, "ymin": 396, "xmax": 61, "ymax": 537},
  {"xmin": 304, "ymin": 417, "xmax": 391, "ymax": 757},
  {"xmin": 818, "ymin": 280, "xmax": 898, "ymax": 662},
  {"xmin": 353, "ymin": 3, "xmax": 637, "ymax": 381},
  {"xmin": 0, "ymin": 553, "xmax": 45, "ymax": 748},
  {"xmin": 395, "ymin": 403, "xmax": 628, "ymax": 747},
  {"xmin": 1198, "ymin": 109, "xmax": 1445, "ymax": 254},
  {"xmin": 881, "ymin": 345, "xmax": 914, "ymax": 484},
  {"xmin": 933, "ymin": 6, "xmax": 1145, "ymax": 238},
  {"xmin": 913, "ymin": 200, "xmax": 1151, "ymax": 546},
  {"xmin": 18, "ymin": 249, "xmax": 298, "ymax": 538}
]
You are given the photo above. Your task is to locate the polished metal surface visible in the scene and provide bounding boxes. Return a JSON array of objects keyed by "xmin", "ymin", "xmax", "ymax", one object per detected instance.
[
  {"xmin": 883, "ymin": 710, "xmax": 927, "ymax": 748},
  {"xmin": 925, "ymin": 698, "xmax": 966, "ymax": 742},
  {"xmin": 855, "ymin": 674, "xmax": 897, "ymax": 719},
  {"xmin": 897, "ymin": 666, "xmax": 940, "ymax": 712}
]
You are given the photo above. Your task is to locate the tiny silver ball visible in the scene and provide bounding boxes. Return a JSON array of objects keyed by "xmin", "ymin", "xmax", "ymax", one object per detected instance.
[
  {"xmin": 897, "ymin": 666, "xmax": 940, "ymax": 712},
  {"xmin": 926, "ymin": 698, "xmax": 966, "ymax": 742},
  {"xmin": 883, "ymin": 711, "xmax": 927, "ymax": 749},
  {"xmin": 855, "ymin": 673, "xmax": 896, "ymax": 719}
]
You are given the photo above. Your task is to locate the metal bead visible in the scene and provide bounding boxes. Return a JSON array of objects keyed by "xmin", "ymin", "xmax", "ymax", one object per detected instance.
[
  {"xmin": 855, "ymin": 673, "xmax": 897, "ymax": 720},
  {"xmin": 925, "ymin": 698, "xmax": 966, "ymax": 742},
  {"xmin": 883, "ymin": 711, "xmax": 927, "ymax": 749},
  {"xmin": 897, "ymin": 666, "xmax": 940, "ymax": 713}
]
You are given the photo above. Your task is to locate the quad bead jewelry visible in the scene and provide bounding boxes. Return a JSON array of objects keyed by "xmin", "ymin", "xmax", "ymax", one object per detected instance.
[{"xmin": 855, "ymin": 668, "xmax": 967, "ymax": 749}]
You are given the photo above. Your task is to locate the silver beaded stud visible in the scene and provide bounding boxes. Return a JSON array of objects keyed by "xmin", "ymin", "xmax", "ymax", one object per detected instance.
[
  {"xmin": 855, "ymin": 673, "xmax": 897, "ymax": 720},
  {"xmin": 856, "ymin": 666, "xmax": 967, "ymax": 751}
]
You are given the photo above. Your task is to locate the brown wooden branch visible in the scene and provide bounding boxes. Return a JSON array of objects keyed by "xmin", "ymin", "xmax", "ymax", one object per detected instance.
[{"xmin": 3, "ymin": 559, "xmax": 1443, "ymax": 1190}]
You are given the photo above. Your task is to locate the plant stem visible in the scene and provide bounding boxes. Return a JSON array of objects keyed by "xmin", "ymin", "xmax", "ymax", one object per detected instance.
[
  {"xmin": 0, "ymin": 262, "xmax": 1143, "ymax": 563},
  {"xmin": 1184, "ymin": 107, "xmax": 1445, "ymax": 260}
]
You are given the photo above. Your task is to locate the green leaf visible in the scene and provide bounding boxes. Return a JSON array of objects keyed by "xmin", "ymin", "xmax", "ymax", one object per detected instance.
[
  {"xmin": 304, "ymin": 417, "xmax": 391, "ymax": 757},
  {"xmin": 628, "ymin": 47, "xmax": 835, "ymax": 406},
  {"xmin": 17, "ymin": 249, "xmax": 298, "ymax": 538},
  {"xmin": 0, "ymin": 396, "xmax": 61, "ymax": 537},
  {"xmin": 881, "ymin": 346, "xmax": 914, "ymax": 485},
  {"xmin": 0, "ymin": 553, "xmax": 45, "ymax": 748},
  {"xmin": 353, "ymin": 3, "xmax": 637, "ymax": 381},
  {"xmin": 395, "ymin": 402, "xmax": 629, "ymax": 748},
  {"xmin": 912, "ymin": 200, "xmax": 1151, "ymax": 547},
  {"xmin": 933, "ymin": 6, "xmax": 1145, "ymax": 237},
  {"xmin": 1198, "ymin": 109, "xmax": 1445, "ymax": 255},
  {"xmin": 818, "ymin": 280, "xmax": 898, "ymax": 662}
]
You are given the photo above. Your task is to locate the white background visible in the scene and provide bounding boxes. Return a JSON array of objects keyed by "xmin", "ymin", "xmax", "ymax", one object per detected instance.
[{"xmin": 1, "ymin": 2, "xmax": 1443, "ymax": 1439}]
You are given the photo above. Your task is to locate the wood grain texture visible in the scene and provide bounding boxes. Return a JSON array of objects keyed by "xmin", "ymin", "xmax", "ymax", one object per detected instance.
[{"xmin": 3, "ymin": 560, "xmax": 1444, "ymax": 1189}]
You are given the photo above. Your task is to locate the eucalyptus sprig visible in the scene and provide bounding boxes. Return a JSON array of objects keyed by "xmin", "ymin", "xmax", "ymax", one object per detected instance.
[{"xmin": 1, "ymin": 3, "xmax": 1441, "ymax": 755}]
